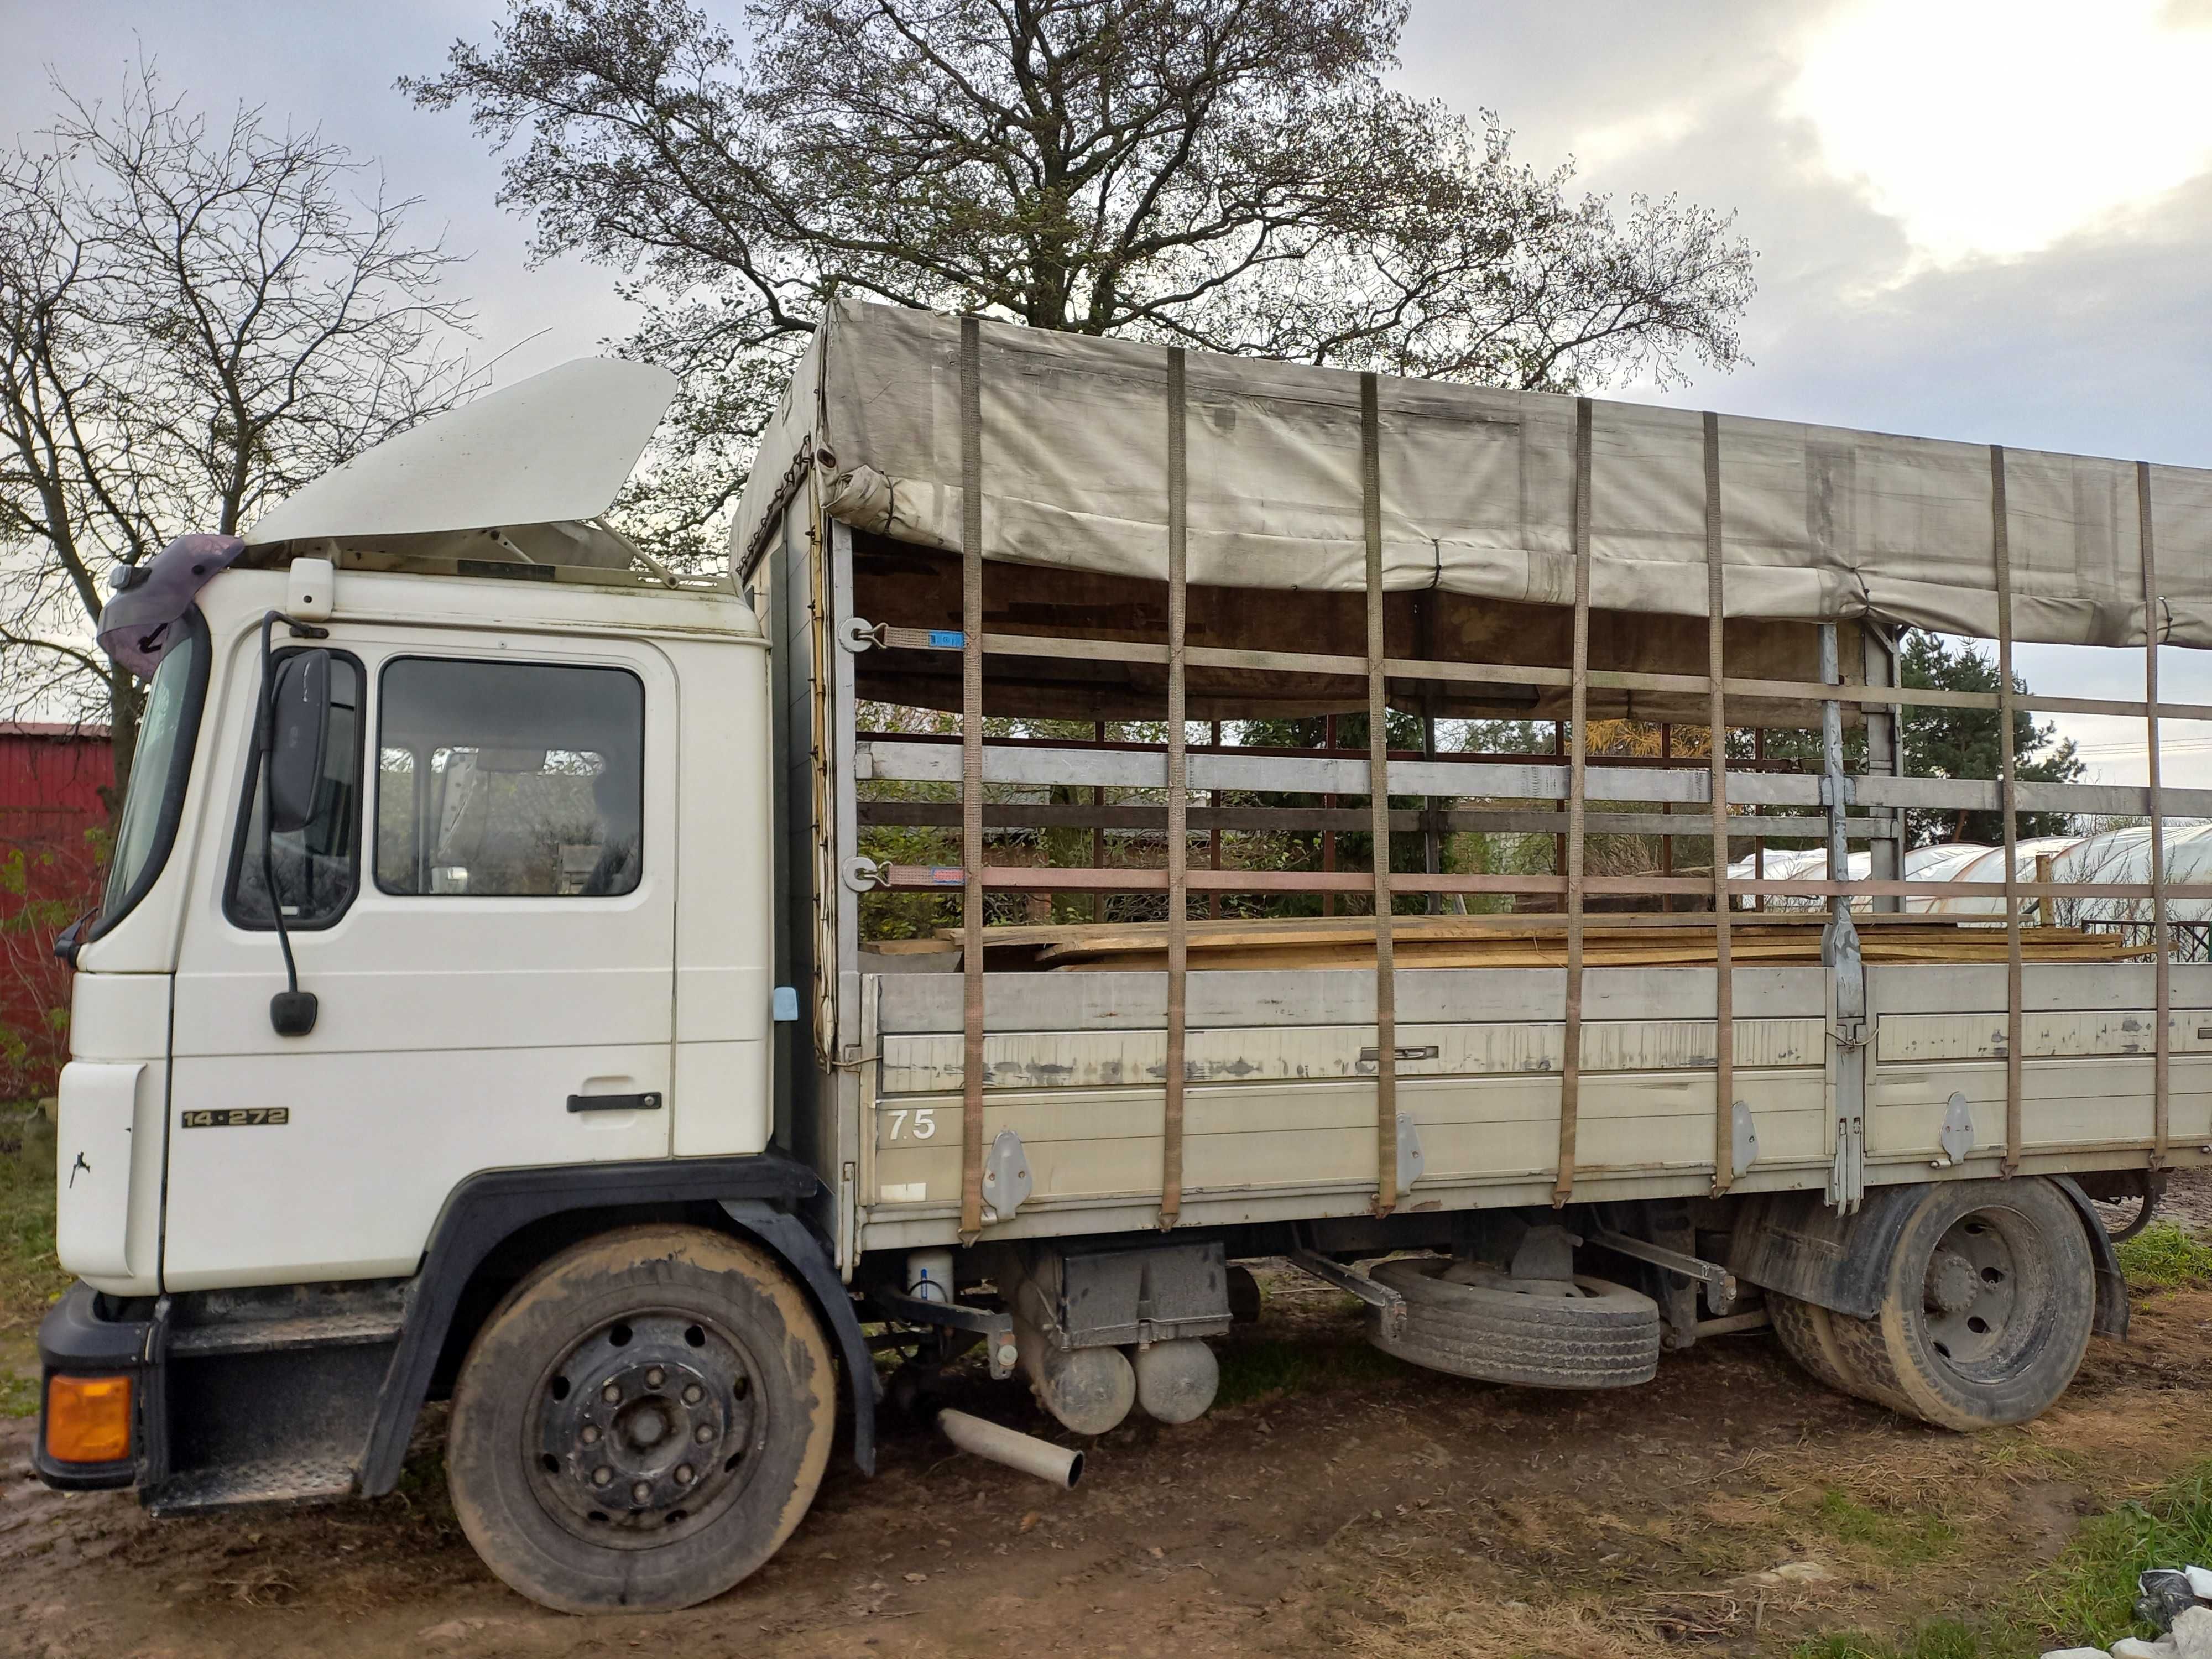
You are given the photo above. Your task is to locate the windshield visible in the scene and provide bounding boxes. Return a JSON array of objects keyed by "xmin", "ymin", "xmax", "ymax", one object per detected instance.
[{"xmin": 96, "ymin": 609, "xmax": 209, "ymax": 937}]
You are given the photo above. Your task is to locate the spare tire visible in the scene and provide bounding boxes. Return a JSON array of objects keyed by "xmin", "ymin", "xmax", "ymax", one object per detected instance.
[{"xmin": 1365, "ymin": 1258, "xmax": 1661, "ymax": 1389}]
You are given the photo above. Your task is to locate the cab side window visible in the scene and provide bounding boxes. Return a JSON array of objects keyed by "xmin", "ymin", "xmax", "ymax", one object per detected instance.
[
  {"xmin": 375, "ymin": 659, "xmax": 645, "ymax": 898},
  {"xmin": 226, "ymin": 654, "xmax": 364, "ymax": 930}
]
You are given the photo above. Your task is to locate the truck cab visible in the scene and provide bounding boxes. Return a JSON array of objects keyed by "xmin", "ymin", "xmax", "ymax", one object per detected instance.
[{"xmin": 37, "ymin": 361, "xmax": 865, "ymax": 1611}]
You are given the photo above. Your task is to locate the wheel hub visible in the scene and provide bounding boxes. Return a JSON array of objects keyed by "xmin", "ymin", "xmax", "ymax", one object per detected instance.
[
  {"xmin": 1924, "ymin": 1250, "xmax": 1981, "ymax": 1315},
  {"xmin": 530, "ymin": 1312, "xmax": 759, "ymax": 1547},
  {"xmin": 1918, "ymin": 1212, "xmax": 2023, "ymax": 1371}
]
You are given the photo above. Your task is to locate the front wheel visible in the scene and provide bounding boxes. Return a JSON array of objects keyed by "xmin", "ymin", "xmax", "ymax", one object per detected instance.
[{"xmin": 446, "ymin": 1225, "xmax": 837, "ymax": 1613}]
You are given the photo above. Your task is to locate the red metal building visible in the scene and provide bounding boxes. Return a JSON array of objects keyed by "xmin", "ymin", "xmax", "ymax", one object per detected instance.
[{"xmin": 1, "ymin": 723, "xmax": 113, "ymax": 1099}]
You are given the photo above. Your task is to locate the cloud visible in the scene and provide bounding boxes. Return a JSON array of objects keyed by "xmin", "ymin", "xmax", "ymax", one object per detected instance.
[{"xmin": 1785, "ymin": 0, "xmax": 2212, "ymax": 265}]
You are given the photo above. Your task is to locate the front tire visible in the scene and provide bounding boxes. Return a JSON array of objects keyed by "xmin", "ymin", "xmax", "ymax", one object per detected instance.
[
  {"xmin": 446, "ymin": 1225, "xmax": 837, "ymax": 1613},
  {"xmin": 1827, "ymin": 1178, "xmax": 2095, "ymax": 1431}
]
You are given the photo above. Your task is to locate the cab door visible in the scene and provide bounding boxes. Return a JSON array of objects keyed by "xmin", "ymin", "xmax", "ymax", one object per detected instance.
[{"xmin": 164, "ymin": 624, "xmax": 678, "ymax": 1289}]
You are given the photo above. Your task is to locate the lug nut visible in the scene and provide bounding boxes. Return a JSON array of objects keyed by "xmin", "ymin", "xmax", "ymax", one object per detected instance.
[
  {"xmin": 645, "ymin": 1367, "xmax": 665, "ymax": 1388},
  {"xmin": 591, "ymin": 1466, "xmax": 613, "ymax": 1487},
  {"xmin": 580, "ymin": 1425, "xmax": 601, "ymax": 1445},
  {"xmin": 601, "ymin": 1382, "xmax": 621, "ymax": 1404},
  {"xmin": 682, "ymin": 1383, "xmax": 703, "ymax": 1404},
  {"xmin": 694, "ymin": 1423, "xmax": 714, "ymax": 1444},
  {"xmin": 632, "ymin": 1481, "xmax": 651, "ymax": 1504},
  {"xmin": 675, "ymin": 1464, "xmax": 695, "ymax": 1486}
]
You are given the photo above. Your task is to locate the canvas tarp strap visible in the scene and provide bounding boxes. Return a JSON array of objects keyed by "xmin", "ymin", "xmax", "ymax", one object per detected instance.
[
  {"xmin": 959, "ymin": 316, "xmax": 987, "ymax": 1237},
  {"xmin": 1993, "ymin": 446, "xmax": 2025, "ymax": 1178},
  {"xmin": 2143, "ymin": 460, "xmax": 2171, "ymax": 1168},
  {"xmin": 1162, "ymin": 348, "xmax": 1190, "ymax": 1229},
  {"xmin": 1364, "ymin": 373, "xmax": 1400, "ymax": 1216},
  {"xmin": 1705, "ymin": 411, "xmax": 1737, "ymax": 1192},
  {"xmin": 1555, "ymin": 397, "xmax": 1594, "ymax": 1207}
]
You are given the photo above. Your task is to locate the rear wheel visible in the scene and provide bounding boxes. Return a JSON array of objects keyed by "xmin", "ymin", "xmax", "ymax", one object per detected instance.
[
  {"xmin": 1827, "ymin": 1179, "xmax": 2095, "ymax": 1430},
  {"xmin": 446, "ymin": 1225, "xmax": 837, "ymax": 1613},
  {"xmin": 1769, "ymin": 1293, "xmax": 1861, "ymax": 1399}
]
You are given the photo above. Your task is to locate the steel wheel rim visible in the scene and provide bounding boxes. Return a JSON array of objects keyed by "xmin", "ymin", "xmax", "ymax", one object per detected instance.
[
  {"xmin": 526, "ymin": 1308, "xmax": 763, "ymax": 1549},
  {"xmin": 1917, "ymin": 1207, "xmax": 2048, "ymax": 1382}
]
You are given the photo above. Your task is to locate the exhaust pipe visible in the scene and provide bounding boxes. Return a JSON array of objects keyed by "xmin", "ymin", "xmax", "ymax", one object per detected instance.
[{"xmin": 936, "ymin": 1408, "xmax": 1083, "ymax": 1489}]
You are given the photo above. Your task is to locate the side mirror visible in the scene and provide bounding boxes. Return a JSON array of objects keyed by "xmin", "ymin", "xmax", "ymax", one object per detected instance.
[{"xmin": 265, "ymin": 649, "xmax": 332, "ymax": 834}]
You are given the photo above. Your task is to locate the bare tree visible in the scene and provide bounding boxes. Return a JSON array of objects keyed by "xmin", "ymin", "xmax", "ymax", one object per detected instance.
[
  {"xmin": 0, "ymin": 65, "xmax": 473, "ymax": 801},
  {"xmin": 408, "ymin": 0, "xmax": 1757, "ymax": 564}
]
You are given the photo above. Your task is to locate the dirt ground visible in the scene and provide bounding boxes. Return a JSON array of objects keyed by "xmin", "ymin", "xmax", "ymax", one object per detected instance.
[{"xmin": 6, "ymin": 1177, "xmax": 2211, "ymax": 1659}]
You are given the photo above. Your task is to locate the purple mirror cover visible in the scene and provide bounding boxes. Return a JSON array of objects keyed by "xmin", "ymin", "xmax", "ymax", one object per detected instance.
[{"xmin": 95, "ymin": 534, "xmax": 247, "ymax": 678}]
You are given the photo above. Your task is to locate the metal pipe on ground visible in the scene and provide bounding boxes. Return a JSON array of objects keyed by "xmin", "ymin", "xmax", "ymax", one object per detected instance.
[{"xmin": 936, "ymin": 1408, "xmax": 1084, "ymax": 1488}]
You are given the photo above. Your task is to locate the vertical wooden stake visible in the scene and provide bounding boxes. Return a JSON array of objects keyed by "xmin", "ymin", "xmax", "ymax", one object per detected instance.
[
  {"xmin": 1704, "ymin": 411, "xmax": 1737, "ymax": 1192},
  {"xmin": 1209, "ymin": 719, "xmax": 1223, "ymax": 920},
  {"xmin": 1363, "ymin": 373, "xmax": 1400, "ymax": 1215},
  {"xmin": 1992, "ymin": 446, "xmax": 2024, "ymax": 1178},
  {"xmin": 958, "ymin": 316, "xmax": 987, "ymax": 1237},
  {"xmin": 1162, "ymin": 348, "xmax": 1189, "ymax": 1229},
  {"xmin": 2142, "ymin": 461, "xmax": 2171, "ymax": 1170},
  {"xmin": 1556, "ymin": 398, "xmax": 1594, "ymax": 1207}
]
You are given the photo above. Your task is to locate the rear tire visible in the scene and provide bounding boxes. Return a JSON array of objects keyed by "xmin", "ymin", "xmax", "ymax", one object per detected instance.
[
  {"xmin": 446, "ymin": 1225, "xmax": 837, "ymax": 1613},
  {"xmin": 1367, "ymin": 1258, "xmax": 1660, "ymax": 1389},
  {"xmin": 1826, "ymin": 1179, "xmax": 2095, "ymax": 1431},
  {"xmin": 1769, "ymin": 1293, "xmax": 1861, "ymax": 1398}
]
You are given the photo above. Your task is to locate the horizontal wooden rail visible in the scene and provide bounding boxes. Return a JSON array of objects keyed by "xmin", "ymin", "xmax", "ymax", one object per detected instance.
[
  {"xmin": 879, "ymin": 864, "xmax": 2212, "ymax": 902},
  {"xmin": 862, "ymin": 739, "xmax": 2212, "ymax": 819},
  {"xmin": 882, "ymin": 865, "xmax": 1571, "ymax": 895},
  {"xmin": 952, "ymin": 630, "xmax": 2212, "ymax": 722},
  {"xmin": 857, "ymin": 800, "xmax": 1886, "ymax": 840}
]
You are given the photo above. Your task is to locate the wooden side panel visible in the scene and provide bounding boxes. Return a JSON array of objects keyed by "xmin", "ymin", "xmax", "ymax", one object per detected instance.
[
  {"xmin": 853, "ymin": 959, "xmax": 2212, "ymax": 1245},
  {"xmin": 1867, "ymin": 1057, "xmax": 2212, "ymax": 1159},
  {"xmin": 868, "ymin": 1067, "xmax": 1829, "ymax": 1211},
  {"xmin": 879, "ymin": 1018, "xmax": 1823, "ymax": 1095}
]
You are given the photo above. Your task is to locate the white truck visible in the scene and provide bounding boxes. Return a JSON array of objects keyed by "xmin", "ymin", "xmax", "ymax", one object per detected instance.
[{"xmin": 35, "ymin": 301, "xmax": 2210, "ymax": 1613}]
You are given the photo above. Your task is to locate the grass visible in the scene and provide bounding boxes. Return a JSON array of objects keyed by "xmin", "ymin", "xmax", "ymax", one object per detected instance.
[
  {"xmin": 1794, "ymin": 1624, "xmax": 1983, "ymax": 1659},
  {"xmin": 1812, "ymin": 1488, "xmax": 1960, "ymax": 1567},
  {"xmin": 0, "ymin": 1104, "xmax": 65, "ymax": 1323},
  {"xmin": 0, "ymin": 1102, "xmax": 64, "ymax": 1417},
  {"xmin": 2024, "ymin": 1467, "xmax": 2212, "ymax": 1648},
  {"xmin": 2117, "ymin": 1222, "xmax": 2212, "ymax": 1291},
  {"xmin": 1799, "ymin": 1461, "xmax": 2212, "ymax": 1658},
  {"xmin": 1212, "ymin": 1332, "xmax": 1407, "ymax": 1409}
]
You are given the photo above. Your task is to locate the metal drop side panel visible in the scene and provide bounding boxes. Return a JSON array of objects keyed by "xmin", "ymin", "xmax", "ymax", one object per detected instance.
[{"xmin": 850, "ymin": 963, "xmax": 2212, "ymax": 1254}]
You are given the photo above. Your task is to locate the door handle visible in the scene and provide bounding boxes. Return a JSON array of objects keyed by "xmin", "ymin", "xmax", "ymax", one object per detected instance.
[{"xmin": 568, "ymin": 1092, "xmax": 662, "ymax": 1113}]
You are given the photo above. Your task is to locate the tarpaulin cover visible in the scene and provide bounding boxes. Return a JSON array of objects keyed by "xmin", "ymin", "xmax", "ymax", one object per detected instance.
[{"xmin": 733, "ymin": 298, "xmax": 2212, "ymax": 649}]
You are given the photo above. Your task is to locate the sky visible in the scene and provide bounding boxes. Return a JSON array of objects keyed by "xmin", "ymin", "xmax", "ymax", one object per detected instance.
[{"xmin": 5, "ymin": 0, "xmax": 2210, "ymax": 779}]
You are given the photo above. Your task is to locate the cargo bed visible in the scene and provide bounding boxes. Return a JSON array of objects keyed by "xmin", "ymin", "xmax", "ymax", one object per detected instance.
[{"xmin": 742, "ymin": 300, "xmax": 2212, "ymax": 1274}]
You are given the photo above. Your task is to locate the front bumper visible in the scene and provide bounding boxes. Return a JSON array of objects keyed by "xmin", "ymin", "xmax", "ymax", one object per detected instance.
[{"xmin": 34, "ymin": 1281, "xmax": 159, "ymax": 1491}]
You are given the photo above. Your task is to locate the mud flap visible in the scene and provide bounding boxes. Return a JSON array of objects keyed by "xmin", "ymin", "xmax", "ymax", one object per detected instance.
[
  {"xmin": 719, "ymin": 1199, "xmax": 878, "ymax": 1474},
  {"xmin": 1726, "ymin": 1184, "xmax": 1925, "ymax": 1320}
]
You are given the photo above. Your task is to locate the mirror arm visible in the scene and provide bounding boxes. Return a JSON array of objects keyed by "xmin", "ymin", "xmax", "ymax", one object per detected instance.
[
  {"xmin": 51, "ymin": 906, "xmax": 97, "ymax": 968},
  {"xmin": 258, "ymin": 610, "xmax": 319, "ymax": 1038}
]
